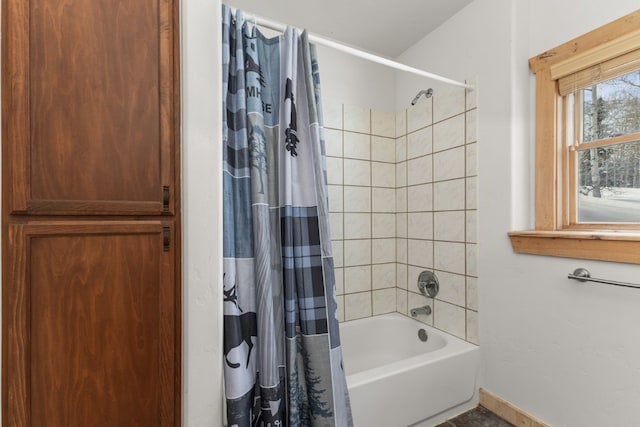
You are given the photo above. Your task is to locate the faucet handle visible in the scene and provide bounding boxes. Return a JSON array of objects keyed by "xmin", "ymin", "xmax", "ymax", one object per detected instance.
[{"xmin": 417, "ymin": 271, "xmax": 439, "ymax": 297}]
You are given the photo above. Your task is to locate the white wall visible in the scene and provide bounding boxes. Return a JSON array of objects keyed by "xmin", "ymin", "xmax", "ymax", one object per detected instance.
[
  {"xmin": 315, "ymin": 46, "xmax": 396, "ymax": 112},
  {"xmin": 396, "ymin": 0, "xmax": 640, "ymax": 426},
  {"xmin": 182, "ymin": 0, "xmax": 224, "ymax": 425}
]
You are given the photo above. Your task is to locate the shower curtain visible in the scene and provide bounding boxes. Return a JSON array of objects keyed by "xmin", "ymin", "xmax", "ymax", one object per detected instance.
[{"xmin": 222, "ymin": 5, "xmax": 352, "ymax": 426}]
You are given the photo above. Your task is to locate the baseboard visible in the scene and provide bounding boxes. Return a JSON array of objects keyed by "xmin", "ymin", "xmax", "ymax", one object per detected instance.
[{"xmin": 479, "ymin": 388, "xmax": 550, "ymax": 427}]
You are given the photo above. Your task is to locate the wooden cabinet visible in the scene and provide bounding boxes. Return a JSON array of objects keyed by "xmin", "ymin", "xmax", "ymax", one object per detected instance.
[
  {"xmin": 5, "ymin": 222, "xmax": 178, "ymax": 427},
  {"xmin": 2, "ymin": 0, "xmax": 181, "ymax": 425},
  {"xmin": 3, "ymin": 0, "xmax": 178, "ymax": 215}
]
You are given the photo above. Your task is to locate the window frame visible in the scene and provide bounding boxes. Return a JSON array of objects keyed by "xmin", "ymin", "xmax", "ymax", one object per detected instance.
[{"xmin": 509, "ymin": 9, "xmax": 640, "ymax": 264}]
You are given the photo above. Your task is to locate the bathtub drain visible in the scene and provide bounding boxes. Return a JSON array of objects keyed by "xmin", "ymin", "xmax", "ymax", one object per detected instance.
[{"xmin": 418, "ymin": 329, "xmax": 428, "ymax": 342}]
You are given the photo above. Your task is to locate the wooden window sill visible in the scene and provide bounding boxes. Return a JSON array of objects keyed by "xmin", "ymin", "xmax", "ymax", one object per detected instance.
[{"xmin": 508, "ymin": 230, "xmax": 640, "ymax": 264}]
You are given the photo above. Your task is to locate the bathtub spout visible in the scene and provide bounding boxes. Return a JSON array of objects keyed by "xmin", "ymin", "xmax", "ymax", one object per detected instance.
[{"xmin": 410, "ymin": 305, "xmax": 432, "ymax": 317}]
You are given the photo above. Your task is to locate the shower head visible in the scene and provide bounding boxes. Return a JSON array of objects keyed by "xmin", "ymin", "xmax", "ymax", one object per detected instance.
[{"xmin": 410, "ymin": 88, "xmax": 433, "ymax": 106}]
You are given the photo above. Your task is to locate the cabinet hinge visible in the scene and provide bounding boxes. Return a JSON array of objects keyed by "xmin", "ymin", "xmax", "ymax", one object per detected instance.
[
  {"xmin": 163, "ymin": 185, "xmax": 170, "ymax": 212},
  {"xmin": 163, "ymin": 225, "xmax": 170, "ymax": 252}
]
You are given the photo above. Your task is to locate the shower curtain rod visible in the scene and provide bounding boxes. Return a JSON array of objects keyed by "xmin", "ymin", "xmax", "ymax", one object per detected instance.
[{"xmin": 242, "ymin": 12, "xmax": 474, "ymax": 90}]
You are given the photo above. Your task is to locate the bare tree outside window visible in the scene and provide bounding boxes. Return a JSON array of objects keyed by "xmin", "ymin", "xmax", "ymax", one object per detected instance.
[{"xmin": 577, "ymin": 70, "xmax": 640, "ymax": 223}]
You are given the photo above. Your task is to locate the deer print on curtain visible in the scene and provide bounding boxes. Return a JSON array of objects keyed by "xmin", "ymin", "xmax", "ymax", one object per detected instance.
[{"xmin": 221, "ymin": 5, "xmax": 353, "ymax": 426}]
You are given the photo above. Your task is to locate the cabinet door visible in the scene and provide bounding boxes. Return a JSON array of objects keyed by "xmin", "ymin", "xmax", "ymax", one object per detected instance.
[
  {"xmin": 3, "ymin": 221, "xmax": 178, "ymax": 426},
  {"xmin": 2, "ymin": 0, "xmax": 178, "ymax": 215}
]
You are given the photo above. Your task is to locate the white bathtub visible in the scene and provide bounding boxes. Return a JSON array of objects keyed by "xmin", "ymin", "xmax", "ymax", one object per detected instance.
[{"xmin": 340, "ymin": 313, "xmax": 479, "ymax": 427}]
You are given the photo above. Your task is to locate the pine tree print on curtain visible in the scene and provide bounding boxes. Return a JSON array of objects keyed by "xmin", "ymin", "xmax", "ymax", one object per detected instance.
[{"xmin": 222, "ymin": 5, "xmax": 353, "ymax": 426}]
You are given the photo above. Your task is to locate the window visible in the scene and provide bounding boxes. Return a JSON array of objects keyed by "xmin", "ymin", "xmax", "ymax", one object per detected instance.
[
  {"xmin": 509, "ymin": 9, "xmax": 640, "ymax": 264},
  {"xmin": 571, "ymin": 69, "xmax": 640, "ymax": 225}
]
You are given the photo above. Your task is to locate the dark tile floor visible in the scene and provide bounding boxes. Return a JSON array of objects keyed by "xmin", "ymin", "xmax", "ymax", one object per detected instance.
[{"xmin": 435, "ymin": 406, "xmax": 515, "ymax": 427}]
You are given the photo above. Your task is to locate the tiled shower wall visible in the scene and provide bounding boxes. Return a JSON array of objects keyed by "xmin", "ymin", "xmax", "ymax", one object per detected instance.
[
  {"xmin": 324, "ymin": 83, "xmax": 478, "ymax": 344},
  {"xmin": 324, "ymin": 102, "xmax": 399, "ymax": 323}
]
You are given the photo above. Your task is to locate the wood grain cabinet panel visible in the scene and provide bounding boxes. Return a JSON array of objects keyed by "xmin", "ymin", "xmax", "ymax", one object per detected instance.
[
  {"xmin": 2, "ymin": 0, "xmax": 181, "ymax": 424},
  {"xmin": 3, "ymin": 0, "xmax": 178, "ymax": 215},
  {"xmin": 4, "ymin": 221, "xmax": 178, "ymax": 426}
]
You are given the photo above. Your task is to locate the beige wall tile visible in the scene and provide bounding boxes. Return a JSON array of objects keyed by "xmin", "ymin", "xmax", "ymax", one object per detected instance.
[
  {"xmin": 373, "ymin": 288, "xmax": 397, "ymax": 315},
  {"xmin": 434, "ymin": 300, "xmax": 466, "ymax": 339},
  {"xmin": 343, "ymin": 159, "xmax": 370, "ymax": 186},
  {"xmin": 434, "ymin": 211, "xmax": 465, "ymax": 242},
  {"xmin": 434, "ymin": 179, "xmax": 465, "ymax": 211},
  {"xmin": 396, "ymin": 238, "xmax": 408, "ymax": 264},
  {"xmin": 372, "ymin": 188, "xmax": 396, "ymax": 212},
  {"xmin": 344, "ymin": 266, "xmax": 372, "ymax": 293},
  {"xmin": 334, "ymin": 267, "xmax": 344, "ymax": 295},
  {"xmin": 396, "ymin": 187, "xmax": 407, "ymax": 213},
  {"xmin": 466, "ymin": 109, "xmax": 478, "ymax": 143},
  {"xmin": 433, "ymin": 270, "xmax": 465, "ymax": 307},
  {"xmin": 343, "ymin": 186, "xmax": 370, "ymax": 212},
  {"xmin": 372, "ymin": 162, "xmax": 396, "ymax": 188},
  {"xmin": 433, "ymin": 114, "xmax": 465, "ymax": 152},
  {"xmin": 433, "ymin": 86, "xmax": 465, "ymax": 123},
  {"xmin": 396, "ymin": 161, "xmax": 407, "ymax": 188},
  {"xmin": 332, "ymin": 240, "xmax": 344, "ymax": 268},
  {"xmin": 396, "ymin": 263, "xmax": 408, "ymax": 290},
  {"xmin": 330, "ymin": 212, "xmax": 344, "ymax": 240},
  {"xmin": 466, "ymin": 210, "xmax": 477, "ymax": 243},
  {"xmin": 371, "ymin": 136, "xmax": 396, "ymax": 163},
  {"xmin": 325, "ymin": 128, "xmax": 343, "ymax": 157},
  {"xmin": 343, "ymin": 131, "xmax": 370, "ymax": 160},
  {"xmin": 344, "ymin": 104, "xmax": 370, "ymax": 133},
  {"xmin": 328, "ymin": 185, "xmax": 343, "ymax": 212},
  {"xmin": 407, "ymin": 184, "xmax": 433, "ymax": 212},
  {"xmin": 433, "ymin": 146, "xmax": 465, "ymax": 182},
  {"xmin": 372, "ymin": 213, "xmax": 396, "ymax": 238},
  {"xmin": 407, "ymin": 155, "xmax": 433, "ymax": 186},
  {"xmin": 466, "ymin": 142, "xmax": 478, "ymax": 177},
  {"xmin": 396, "ymin": 109, "xmax": 407, "ymax": 137},
  {"xmin": 344, "ymin": 239, "xmax": 371, "ymax": 267},
  {"xmin": 466, "ymin": 244, "xmax": 478, "ymax": 277},
  {"xmin": 466, "ymin": 309, "xmax": 479, "ymax": 344},
  {"xmin": 434, "ymin": 241, "xmax": 465, "ymax": 274},
  {"xmin": 466, "ymin": 277, "xmax": 478, "ymax": 311},
  {"xmin": 396, "ymin": 213, "xmax": 408, "ymax": 238},
  {"xmin": 344, "ymin": 213, "xmax": 371, "ymax": 240},
  {"xmin": 326, "ymin": 157, "xmax": 343, "ymax": 185},
  {"xmin": 396, "ymin": 288, "xmax": 408, "ymax": 315},
  {"xmin": 372, "ymin": 263, "xmax": 396, "ymax": 289},
  {"xmin": 407, "ymin": 127, "xmax": 433, "ymax": 159},
  {"xmin": 372, "ymin": 238, "xmax": 396, "ymax": 264},
  {"xmin": 344, "ymin": 292, "xmax": 372, "ymax": 320},
  {"xmin": 407, "ymin": 97, "xmax": 432, "ymax": 133},
  {"xmin": 336, "ymin": 295, "xmax": 345, "ymax": 322},
  {"xmin": 396, "ymin": 136, "xmax": 407, "ymax": 162},
  {"xmin": 371, "ymin": 110, "xmax": 395, "ymax": 138},
  {"xmin": 466, "ymin": 176, "xmax": 478, "ymax": 209},
  {"xmin": 465, "ymin": 77, "xmax": 477, "ymax": 111},
  {"xmin": 407, "ymin": 212, "xmax": 433, "ymax": 240},
  {"xmin": 407, "ymin": 239, "xmax": 433, "ymax": 269}
]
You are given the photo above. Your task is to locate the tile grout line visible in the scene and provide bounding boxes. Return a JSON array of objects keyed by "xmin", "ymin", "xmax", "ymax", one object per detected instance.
[
  {"xmin": 431, "ymin": 94, "xmax": 436, "ymax": 329},
  {"xmin": 340, "ymin": 103, "xmax": 346, "ymax": 320},
  {"xmin": 402, "ymin": 107, "xmax": 409, "ymax": 316},
  {"xmin": 369, "ymin": 108, "xmax": 373, "ymax": 317},
  {"xmin": 464, "ymin": 83, "xmax": 469, "ymax": 342}
]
